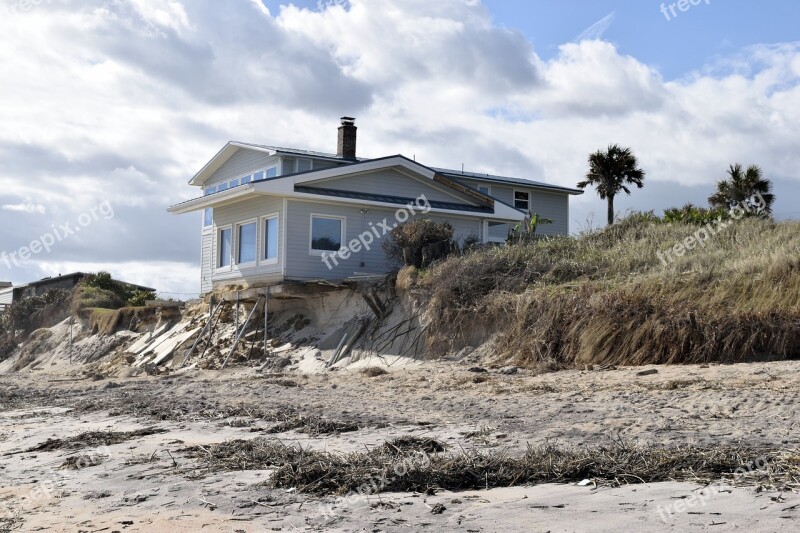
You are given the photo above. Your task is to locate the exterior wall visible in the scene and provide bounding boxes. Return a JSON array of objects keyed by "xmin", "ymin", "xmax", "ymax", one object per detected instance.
[
  {"xmin": 284, "ymin": 199, "xmax": 482, "ymax": 281},
  {"xmin": 200, "ymin": 229, "xmax": 213, "ymax": 294},
  {"xmin": 0, "ymin": 287, "xmax": 13, "ymax": 305},
  {"xmin": 459, "ymin": 179, "xmax": 570, "ymax": 236},
  {"xmin": 208, "ymin": 196, "xmax": 285, "ymax": 288},
  {"xmin": 205, "ymin": 149, "xmax": 280, "ymax": 189},
  {"xmin": 308, "ymin": 169, "xmax": 481, "ymax": 205}
]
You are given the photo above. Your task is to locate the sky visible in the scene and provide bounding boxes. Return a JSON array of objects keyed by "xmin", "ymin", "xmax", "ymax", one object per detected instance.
[{"xmin": 0, "ymin": 0, "xmax": 798, "ymax": 297}]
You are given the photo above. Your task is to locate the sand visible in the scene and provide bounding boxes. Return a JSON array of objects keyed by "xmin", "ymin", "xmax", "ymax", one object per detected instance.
[{"xmin": 1, "ymin": 359, "xmax": 799, "ymax": 531}]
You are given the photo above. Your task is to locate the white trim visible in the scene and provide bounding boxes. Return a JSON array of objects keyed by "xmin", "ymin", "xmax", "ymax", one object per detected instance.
[
  {"xmin": 309, "ymin": 213, "xmax": 346, "ymax": 256},
  {"xmin": 216, "ymin": 224, "xmax": 233, "ymax": 272},
  {"xmin": 259, "ymin": 213, "xmax": 280, "ymax": 266},
  {"xmin": 235, "ymin": 218, "xmax": 258, "ymax": 267},
  {"xmin": 513, "ymin": 189, "xmax": 530, "ymax": 212},
  {"xmin": 281, "ymin": 198, "xmax": 288, "ymax": 278}
]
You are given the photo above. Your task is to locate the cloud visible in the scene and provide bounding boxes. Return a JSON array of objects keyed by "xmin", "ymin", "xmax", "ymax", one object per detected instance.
[
  {"xmin": 0, "ymin": 0, "xmax": 798, "ymax": 295},
  {"xmin": 1, "ymin": 202, "xmax": 46, "ymax": 214}
]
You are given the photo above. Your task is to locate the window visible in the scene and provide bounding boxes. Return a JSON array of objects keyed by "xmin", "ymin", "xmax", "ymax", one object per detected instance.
[
  {"xmin": 237, "ymin": 221, "xmax": 257, "ymax": 264},
  {"xmin": 310, "ymin": 215, "xmax": 344, "ymax": 253},
  {"xmin": 478, "ymin": 185, "xmax": 491, "ymax": 195},
  {"xmin": 514, "ymin": 190, "xmax": 530, "ymax": 211},
  {"xmin": 263, "ymin": 215, "xmax": 279, "ymax": 263},
  {"xmin": 218, "ymin": 227, "xmax": 232, "ymax": 268},
  {"xmin": 203, "ymin": 186, "xmax": 216, "ymax": 196},
  {"xmin": 297, "ymin": 159, "xmax": 312, "ymax": 173},
  {"xmin": 203, "ymin": 208, "xmax": 213, "ymax": 227},
  {"xmin": 217, "ymin": 182, "xmax": 229, "ymax": 192},
  {"xmin": 241, "ymin": 174, "xmax": 252, "ymax": 184},
  {"xmin": 229, "ymin": 178, "xmax": 240, "ymax": 188},
  {"xmin": 266, "ymin": 166, "xmax": 278, "ymax": 178},
  {"xmin": 253, "ymin": 170, "xmax": 265, "ymax": 181}
]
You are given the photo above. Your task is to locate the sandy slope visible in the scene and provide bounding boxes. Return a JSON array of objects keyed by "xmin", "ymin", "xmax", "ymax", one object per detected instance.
[{"xmin": 1, "ymin": 359, "xmax": 799, "ymax": 531}]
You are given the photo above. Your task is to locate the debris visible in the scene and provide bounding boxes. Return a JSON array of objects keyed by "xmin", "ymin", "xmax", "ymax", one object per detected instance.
[
  {"xmin": 636, "ymin": 369, "xmax": 659, "ymax": 377},
  {"xmin": 468, "ymin": 367, "xmax": 487, "ymax": 373},
  {"xmin": 430, "ymin": 503, "xmax": 446, "ymax": 514}
]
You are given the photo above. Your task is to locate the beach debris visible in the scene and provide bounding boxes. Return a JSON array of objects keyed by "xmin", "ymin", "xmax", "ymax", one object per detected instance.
[{"xmin": 637, "ymin": 369, "xmax": 659, "ymax": 376}]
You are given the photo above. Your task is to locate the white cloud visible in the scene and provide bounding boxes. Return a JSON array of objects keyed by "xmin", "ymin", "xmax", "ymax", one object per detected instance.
[
  {"xmin": 1, "ymin": 202, "xmax": 46, "ymax": 214},
  {"xmin": 0, "ymin": 0, "xmax": 799, "ymax": 292}
]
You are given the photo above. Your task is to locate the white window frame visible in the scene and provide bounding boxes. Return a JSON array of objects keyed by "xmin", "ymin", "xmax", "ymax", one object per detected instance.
[
  {"xmin": 235, "ymin": 218, "xmax": 258, "ymax": 268},
  {"xmin": 260, "ymin": 213, "xmax": 280, "ymax": 265},
  {"xmin": 309, "ymin": 213, "xmax": 346, "ymax": 256},
  {"xmin": 513, "ymin": 189, "xmax": 530, "ymax": 212},
  {"xmin": 478, "ymin": 185, "xmax": 491, "ymax": 196},
  {"xmin": 216, "ymin": 224, "xmax": 233, "ymax": 272}
]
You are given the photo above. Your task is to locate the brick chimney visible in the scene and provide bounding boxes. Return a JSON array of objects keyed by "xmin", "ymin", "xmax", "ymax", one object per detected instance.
[{"xmin": 337, "ymin": 117, "xmax": 357, "ymax": 160}]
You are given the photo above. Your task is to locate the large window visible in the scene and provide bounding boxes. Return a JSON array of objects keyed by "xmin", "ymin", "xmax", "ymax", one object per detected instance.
[
  {"xmin": 310, "ymin": 215, "xmax": 344, "ymax": 253},
  {"xmin": 514, "ymin": 190, "xmax": 530, "ymax": 211},
  {"xmin": 237, "ymin": 221, "xmax": 257, "ymax": 264},
  {"xmin": 203, "ymin": 208, "xmax": 213, "ymax": 227},
  {"xmin": 263, "ymin": 215, "xmax": 279, "ymax": 263},
  {"xmin": 218, "ymin": 227, "xmax": 232, "ymax": 268}
]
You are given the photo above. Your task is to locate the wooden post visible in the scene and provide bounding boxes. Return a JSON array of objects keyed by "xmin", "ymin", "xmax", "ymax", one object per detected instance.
[
  {"xmin": 68, "ymin": 315, "xmax": 73, "ymax": 364},
  {"xmin": 263, "ymin": 289, "xmax": 269, "ymax": 356},
  {"xmin": 221, "ymin": 296, "xmax": 262, "ymax": 370}
]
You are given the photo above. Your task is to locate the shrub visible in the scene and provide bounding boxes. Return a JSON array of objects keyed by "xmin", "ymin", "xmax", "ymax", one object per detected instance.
[
  {"xmin": 81, "ymin": 271, "xmax": 155, "ymax": 307},
  {"xmin": 383, "ymin": 220, "xmax": 456, "ymax": 268},
  {"xmin": 663, "ymin": 203, "xmax": 726, "ymax": 225},
  {"xmin": 71, "ymin": 286, "xmax": 125, "ymax": 314},
  {"xmin": 0, "ymin": 289, "xmax": 71, "ymax": 338}
]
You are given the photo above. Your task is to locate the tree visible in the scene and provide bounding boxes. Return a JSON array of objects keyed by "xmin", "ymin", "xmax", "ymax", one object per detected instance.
[
  {"xmin": 508, "ymin": 213, "xmax": 553, "ymax": 244},
  {"xmin": 577, "ymin": 144, "xmax": 646, "ymax": 225},
  {"xmin": 708, "ymin": 164, "xmax": 774, "ymax": 215}
]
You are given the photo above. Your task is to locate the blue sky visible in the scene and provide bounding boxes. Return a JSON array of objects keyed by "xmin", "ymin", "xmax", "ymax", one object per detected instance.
[{"xmin": 1, "ymin": 0, "xmax": 799, "ymax": 294}]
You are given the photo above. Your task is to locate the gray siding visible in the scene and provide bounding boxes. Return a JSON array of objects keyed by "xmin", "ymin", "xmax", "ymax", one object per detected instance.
[
  {"xmin": 284, "ymin": 200, "xmax": 481, "ymax": 280},
  {"xmin": 210, "ymin": 196, "xmax": 284, "ymax": 286},
  {"xmin": 205, "ymin": 149, "xmax": 280, "ymax": 188},
  {"xmin": 460, "ymin": 179, "xmax": 570, "ymax": 236},
  {"xmin": 200, "ymin": 230, "xmax": 213, "ymax": 294},
  {"xmin": 308, "ymin": 169, "xmax": 480, "ymax": 205},
  {"xmin": 281, "ymin": 157, "xmax": 296, "ymax": 175}
]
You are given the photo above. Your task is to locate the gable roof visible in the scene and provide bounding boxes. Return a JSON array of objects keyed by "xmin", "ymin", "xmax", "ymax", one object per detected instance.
[{"xmin": 433, "ymin": 168, "xmax": 584, "ymax": 195}]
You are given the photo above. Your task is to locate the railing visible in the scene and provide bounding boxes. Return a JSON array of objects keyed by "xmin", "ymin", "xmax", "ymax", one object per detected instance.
[{"xmin": 0, "ymin": 303, "xmax": 9, "ymax": 314}]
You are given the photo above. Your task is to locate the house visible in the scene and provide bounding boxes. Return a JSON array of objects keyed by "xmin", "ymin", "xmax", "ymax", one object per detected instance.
[
  {"xmin": 1, "ymin": 273, "xmax": 155, "ymax": 310},
  {"xmin": 168, "ymin": 118, "xmax": 583, "ymax": 295}
]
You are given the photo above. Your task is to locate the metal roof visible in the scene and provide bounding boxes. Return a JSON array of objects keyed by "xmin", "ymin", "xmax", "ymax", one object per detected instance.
[
  {"xmin": 431, "ymin": 167, "xmax": 583, "ymax": 195},
  {"xmin": 232, "ymin": 141, "xmax": 369, "ymax": 162},
  {"xmin": 294, "ymin": 185, "xmax": 493, "ymax": 213}
]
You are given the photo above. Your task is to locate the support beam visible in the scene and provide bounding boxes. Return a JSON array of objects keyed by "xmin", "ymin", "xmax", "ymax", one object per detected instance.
[{"xmin": 221, "ymin": 296, "xmax": 262, "ymax": 370}]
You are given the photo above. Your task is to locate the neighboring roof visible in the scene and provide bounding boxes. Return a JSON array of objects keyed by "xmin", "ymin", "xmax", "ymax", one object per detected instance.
[
  {"xmin": 433, "ymin": 167, "xmax": 584, "ymax": 195},
  {"xmin": 0, "ymin": 282, "xmax": 11, "ymax": 288},
  {"xmin": 21, "ymin": 272, "xmax": 156, "ymax": 293},
  {"xmin": 294, "ymin": 186, "xmax": 493, "ymax": 213}
]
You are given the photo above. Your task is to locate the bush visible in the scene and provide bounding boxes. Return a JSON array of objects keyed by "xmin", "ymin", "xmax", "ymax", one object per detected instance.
[
  {"xmin": 663, "ymin": 203, "xmax": 726, "ymax": 225},
  {"xmin": 81, "ymin": 271, "xmax": 155, "ymax": 307},
  {"xmin": 383, "ymin": 220, "xmax": 456, "ymax": 268},
  {"xmin": 0, "ymin": 289, "xmax": 71, "ymax": 338},
  {"xmin": 71, "ymin": 286, "xmax": 125, "ymax": 314}
]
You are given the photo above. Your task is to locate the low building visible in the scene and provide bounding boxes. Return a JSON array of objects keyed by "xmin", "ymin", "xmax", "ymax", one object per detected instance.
[{"xmin": 1, "ymin": 273, "xmax": 155, "ymax": 311}]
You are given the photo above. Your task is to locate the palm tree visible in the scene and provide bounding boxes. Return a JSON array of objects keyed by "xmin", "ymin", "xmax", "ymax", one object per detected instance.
[
  {"xmin": 708, "ymin": 164, "xmax": 774, "ymax": 214},
  {"xmin": 577, "ymin": 144, "xmax": 645, "ymax": 225}
]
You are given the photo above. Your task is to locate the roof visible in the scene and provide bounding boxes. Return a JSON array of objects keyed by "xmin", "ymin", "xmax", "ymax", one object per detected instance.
[
  {"xmin": 234, "ymin": 142, "xmax": 369, "ymax": 163},
  {"xmin": 294, "ymin": 185, "xmax": 493, "ymax": 213},
  {"xmin": 20, "ymin": 272, "xmax": 156, "ymax": 293},
  {"xmin": 432, "ymin": 167, "xmax": 584, "ymax": 195}
]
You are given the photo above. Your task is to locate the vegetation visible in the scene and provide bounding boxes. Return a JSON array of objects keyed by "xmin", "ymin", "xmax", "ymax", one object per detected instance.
[
  {"xmin": 662, "ymin": 203, "xmax": 727, "ymax": 225},
  {"xmin": 577, "ymin": 144, "xmax": 646, "ymax": 225},
  {"xmin": 384, "ymin": 219, "xmax": 456, "ymax": 268},
  {"xmin": 416, "ymin": 214, "xmax": 800, "ymax": 369},
  {"xmin": 0, "ymin": 289, "xmax": 71, "ymax": 340},
  {"xmin": 507, "ymin": 213, "xmax": 553, "ymax": 244},
  {"xmin": 708, "ymin": 164, "xmax": 774, "ymax": 214},
  {"xmin": 81, "ymin": 271, "xmax": 155, "ymax": 307}
]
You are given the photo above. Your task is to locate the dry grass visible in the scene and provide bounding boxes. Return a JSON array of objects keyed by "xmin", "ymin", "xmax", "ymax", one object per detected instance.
[
  {"xmin": 420, "ymin": 218, "xmax": 800, "ymax": 368},
  {"xmin": 185, "ymin": 437, "xmax": 800, "ymax": 495},
  {"xmin": 361, "ymin": 366, "xmax": 389, "ymax": 378}
]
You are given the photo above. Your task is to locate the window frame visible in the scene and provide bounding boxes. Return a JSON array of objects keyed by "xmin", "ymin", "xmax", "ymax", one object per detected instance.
[
  {"xmin": 260, "ymin": 213, "xmax": 280, "ymax": 265},
  {"xmin": 202, "ymin": 208, "xmax": 213, "ymax": 228},
  {"xmin": 235, "ymin": 218, "xmax": 258, "ymax": 267},
  {"xmin": 216, "ymin": 224, "xmax": 233, "ymax": 271},
  {"xmin": 308, "ymin": 213, "xmax": 346, "ymax": 256},
  {"xmin": 477, "ymin": 185, "xmax": 491, "ymax": 196},
  {"xmin": 513, "ymin": 189, "xmax": 530, "ymax": 212}
]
